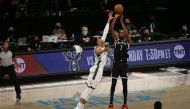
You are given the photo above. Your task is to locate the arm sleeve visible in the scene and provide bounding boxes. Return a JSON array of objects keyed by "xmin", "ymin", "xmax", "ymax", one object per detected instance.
[{"xmin": 101, "ymin": 23, "xmax": 110, "ymax": 42}]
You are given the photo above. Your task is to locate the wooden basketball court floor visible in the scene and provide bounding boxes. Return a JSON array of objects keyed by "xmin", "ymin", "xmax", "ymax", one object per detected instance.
[{"xmin": 0, "ymin": 67, "xmax": 190, "ymax": 109}]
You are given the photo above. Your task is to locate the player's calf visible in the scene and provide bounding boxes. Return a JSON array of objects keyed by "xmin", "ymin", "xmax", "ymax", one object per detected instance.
[{"xmin": 74, "ymin": 98, "xmax": 86, "ymax": 109}]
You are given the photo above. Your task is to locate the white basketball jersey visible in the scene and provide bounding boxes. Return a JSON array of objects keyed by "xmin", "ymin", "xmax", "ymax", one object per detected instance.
[{"xmin": 93, "ymin": 47, "xmax": 107, "ymax": 68}]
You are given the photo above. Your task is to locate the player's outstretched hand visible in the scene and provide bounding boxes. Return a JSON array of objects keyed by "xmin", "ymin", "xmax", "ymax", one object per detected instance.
[{"xmin": 107, "ymin": 10, "xmax": 113, "ymax": 22}]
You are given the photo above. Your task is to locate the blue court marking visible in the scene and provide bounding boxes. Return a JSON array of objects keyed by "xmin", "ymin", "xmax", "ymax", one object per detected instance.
[{"xmin": 35, "ymin": 89, "xmax": 165, "ymax": 109}]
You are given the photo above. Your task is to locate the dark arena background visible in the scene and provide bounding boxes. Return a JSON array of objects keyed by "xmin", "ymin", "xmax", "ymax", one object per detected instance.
[{"xmin": 0, "ymin": 0, "xmax": 190, "ymax": 109}]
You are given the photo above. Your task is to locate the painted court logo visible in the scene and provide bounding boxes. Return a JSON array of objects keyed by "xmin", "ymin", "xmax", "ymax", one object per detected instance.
[
  {"xmin": 63, "ymin": 51, "xmax": 81, "ymax": 71},
  {"xmin": 14, "ymin": 58, "xmax": 26, "ymax": 73},
  {"xmin": 36, "ymin": 89, "xmax": 165, "ymax": 109},
  {"xmin": 174, "ymin": 45, "xmax": 185, "ymax": 59}
]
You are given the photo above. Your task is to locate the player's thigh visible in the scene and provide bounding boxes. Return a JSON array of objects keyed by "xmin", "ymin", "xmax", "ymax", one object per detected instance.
[
  {"xmin": 119, "ymin": 63, "xmax": 128, "ymax": 78},
  {"xmin": 111, "ymin": 63, "xmax": 119, "ymax": 78},
  {"xmin": 94, "ymin": 68, "xmax": 103, "ymax": 82},
  {"xmin": 87, "ymin": 68, "xmax": 103, "ymax": 88},
  {"xmin": 88, "ymin": 66, "xmax": 97, "ymax": 80}
]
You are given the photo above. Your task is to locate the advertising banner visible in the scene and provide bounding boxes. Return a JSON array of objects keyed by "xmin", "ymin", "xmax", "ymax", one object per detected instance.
[
  {"xmin": 128, "ymin": 41, "xmax": 190, "ymax": 66},
  {"xmin": 14, "ymin": 40, "xmax": 190, "ymax": 77}
]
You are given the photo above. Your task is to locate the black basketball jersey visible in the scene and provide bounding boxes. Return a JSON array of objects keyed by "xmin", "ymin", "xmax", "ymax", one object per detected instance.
[{"xmin": 114, "ymin": 39, "xmax": 129, "ymax": 61}]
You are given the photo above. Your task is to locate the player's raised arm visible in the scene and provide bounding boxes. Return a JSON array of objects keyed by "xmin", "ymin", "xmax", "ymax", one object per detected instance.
[
  {"xmin": 110, "ymin": 14, "xmax": 120, "ymax": 42},
  {"xmin": 101, "ymin": 11, "xmax": 113, "ymax": 41},
  {"xmin": 120, "ymin": 14, "xmax": 133, "ymax": 45},
  {"xmin": 107, "ymin": 11, "xmax": 113, "ymax": 24}
]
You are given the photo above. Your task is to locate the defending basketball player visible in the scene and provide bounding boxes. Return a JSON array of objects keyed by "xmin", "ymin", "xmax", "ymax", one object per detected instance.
[
  {"xmin": 74, "ymin": 11, "xmax": 113, "ymax": 109},
  {"xmin": 108, "ymin": 10, "xmax": 132, "ymax": 109}
]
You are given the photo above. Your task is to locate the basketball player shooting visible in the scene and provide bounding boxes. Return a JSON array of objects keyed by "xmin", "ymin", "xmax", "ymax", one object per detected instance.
[
  {"xmin": 108, "ymin": 4, "xmax": 132, "ymax": 109},
  {"xmin": 74, "ymin": 11, "xmax": 113, "ymax": 109}
]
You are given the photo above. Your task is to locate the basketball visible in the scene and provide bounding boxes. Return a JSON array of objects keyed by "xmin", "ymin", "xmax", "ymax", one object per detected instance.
[{"xmin": 114, "ymin": 4, "xmax": 124, "ymax": 15}]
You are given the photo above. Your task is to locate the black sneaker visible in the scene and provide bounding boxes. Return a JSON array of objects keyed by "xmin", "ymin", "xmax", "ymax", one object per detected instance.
[{"xmin": 16, "ymin": 94, "xmax": 21, "ymax": 100}]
